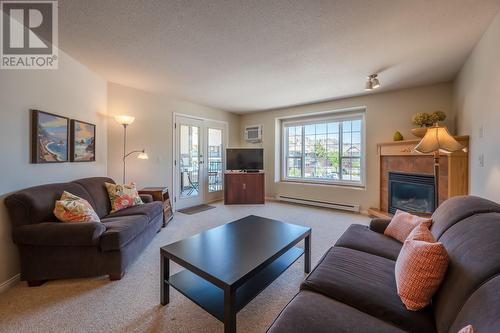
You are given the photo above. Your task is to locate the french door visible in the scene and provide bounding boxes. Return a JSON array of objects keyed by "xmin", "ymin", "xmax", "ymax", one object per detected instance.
[{"xmin": 174, "ymin": 115, "xmax": 226, "ymax": 210}]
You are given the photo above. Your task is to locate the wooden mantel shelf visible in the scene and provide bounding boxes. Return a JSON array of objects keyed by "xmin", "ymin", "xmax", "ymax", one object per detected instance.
[{"xmin": 377, "ymin": 136, "xmax": 469, "ymax": 157}]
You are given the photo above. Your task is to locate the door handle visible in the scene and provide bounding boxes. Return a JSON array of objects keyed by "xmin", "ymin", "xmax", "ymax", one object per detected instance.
[{"xmin": 243, "ymin": 183, "xmax": 246, "ymax": 190}]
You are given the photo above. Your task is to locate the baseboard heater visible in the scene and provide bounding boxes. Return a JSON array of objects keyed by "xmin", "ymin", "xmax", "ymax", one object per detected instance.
[{"xmin": 277, "ymin": 195, "xmax": 360, "ymax": 213}]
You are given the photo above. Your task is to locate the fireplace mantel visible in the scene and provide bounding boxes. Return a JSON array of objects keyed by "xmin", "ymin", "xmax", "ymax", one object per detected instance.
[{"xmin": 368, "ymin": 136, "xmax": 469, "ymax": 219}]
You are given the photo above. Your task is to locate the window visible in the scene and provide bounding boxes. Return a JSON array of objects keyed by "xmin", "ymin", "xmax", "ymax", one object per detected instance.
[{"xmin": 282, "ymin": 112, "xmax": 365, "ymax": 186}]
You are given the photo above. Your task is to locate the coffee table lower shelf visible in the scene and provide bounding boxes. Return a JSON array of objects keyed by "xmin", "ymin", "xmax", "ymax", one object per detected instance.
[{"xmin": 166, "ymin": 246, "xmax": 304, "ymax": 322}]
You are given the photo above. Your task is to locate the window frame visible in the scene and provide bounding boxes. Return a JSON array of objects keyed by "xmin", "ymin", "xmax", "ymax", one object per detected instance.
[{"xmin": 281, "ymin": 111, "xmax": 366, "ymax": 187}]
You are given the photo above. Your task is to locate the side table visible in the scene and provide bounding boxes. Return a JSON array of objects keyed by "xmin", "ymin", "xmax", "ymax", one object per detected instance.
[{"xmin": 138, "ymin": 187, "xmax": 173, "ymax": 227}]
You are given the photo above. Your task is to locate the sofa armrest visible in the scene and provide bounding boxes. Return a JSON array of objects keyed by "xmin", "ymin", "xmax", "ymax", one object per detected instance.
[
  {"xmin": 369, "ymin": 218, "xmax": 392, "ymax": 234},
  {"xmin": 13, "ymin": 222, "xmax": 106, "ymax": 247},
  {"xmin": 139, "ymin": 194, "xmax": 154, "ymax": 203}
]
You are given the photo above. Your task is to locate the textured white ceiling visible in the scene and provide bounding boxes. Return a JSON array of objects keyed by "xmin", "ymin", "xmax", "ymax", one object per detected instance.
[{"xmin": 58, "ymin": 0, "xmax": 500, "ymax": 113}]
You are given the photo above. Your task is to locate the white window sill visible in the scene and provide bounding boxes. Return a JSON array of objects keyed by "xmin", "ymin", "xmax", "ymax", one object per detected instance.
[{"xmin": 279, "ymin": 179, "xmax": 366, "ymax": 190}]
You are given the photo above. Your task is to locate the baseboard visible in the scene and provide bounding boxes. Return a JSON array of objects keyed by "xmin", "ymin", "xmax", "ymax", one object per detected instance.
[{"xmin": 0, "ymin": 274, "xmax": 20, "ymax": 293}]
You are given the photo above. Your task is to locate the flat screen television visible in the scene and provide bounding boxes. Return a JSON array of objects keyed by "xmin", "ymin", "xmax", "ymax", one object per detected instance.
[{"xmin": 226, "ymin": 148, "xmax": 264, "ymax": 171}]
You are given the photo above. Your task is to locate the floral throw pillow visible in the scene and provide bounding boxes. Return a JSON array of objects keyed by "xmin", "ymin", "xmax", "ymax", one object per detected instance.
[
  {"xmin": 54, "ymin": 191, "xmax": 100, "ymax": 223},
  {"xmin": 105, "ymin": 182, "xmax": 143, "ymax": 213}
]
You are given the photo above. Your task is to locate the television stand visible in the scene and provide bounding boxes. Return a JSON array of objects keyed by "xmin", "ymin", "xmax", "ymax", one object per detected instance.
[{"xmin": 224, "ymin": 171, "xmax": 265, "ymax": 204}]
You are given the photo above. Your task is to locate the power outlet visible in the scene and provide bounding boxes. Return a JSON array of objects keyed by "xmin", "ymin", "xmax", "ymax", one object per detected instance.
[{"xmin": 479, "ymin": 153, "xmax": 485, "ymax": 168}]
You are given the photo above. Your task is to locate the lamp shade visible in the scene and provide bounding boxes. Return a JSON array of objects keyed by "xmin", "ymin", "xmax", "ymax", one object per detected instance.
[
  {"xmin": 414, "ymin": 125, "xmax": 464, "ymax": 154},
  {"xmin": 114, "ymin": 115, "xmax": 135, "ymax": 126},
  {"xmin": 137, "ymin": 151, "xmax": 149, "ymax": 160}
]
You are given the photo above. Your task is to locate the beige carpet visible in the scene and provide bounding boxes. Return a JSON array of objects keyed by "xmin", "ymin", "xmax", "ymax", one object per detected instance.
[{"xmin": 0, "ymin": 201, "xmax": 369, "ymax": 333}]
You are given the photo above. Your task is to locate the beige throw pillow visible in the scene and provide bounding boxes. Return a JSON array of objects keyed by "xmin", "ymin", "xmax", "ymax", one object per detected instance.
[{"xmin": 54, "ymin": 191, "xmax": 100, "ymax": 223}]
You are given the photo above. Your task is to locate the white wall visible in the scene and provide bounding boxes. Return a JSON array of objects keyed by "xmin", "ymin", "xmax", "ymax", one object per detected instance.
[
  {"xmin": 107, "ymin": 83, "xmax": 241, "ymax": 195},
  {"xmin": 453, "ymin": 11, "xmax": 500, "ymax": 203},
  {"xmin": 240, "ymin": 84, "xmax": 454, "ymax": 212},
  {"xmin": 0, "ymin": 51, "xmax": 108, "ymax": 287}
]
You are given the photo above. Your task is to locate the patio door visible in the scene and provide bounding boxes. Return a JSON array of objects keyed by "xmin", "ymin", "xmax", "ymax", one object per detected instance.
[{"xmin": 174, "ymin": 115, "xmax": 226, "ymax": 210}]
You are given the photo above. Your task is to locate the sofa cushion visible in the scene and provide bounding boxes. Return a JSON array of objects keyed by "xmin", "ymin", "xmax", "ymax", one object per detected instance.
[
  {"xmin": 430, "ymin": 195, "xmax": 500, "ymax": 240},
  {"xmin": 301, "ymin": 246, "xmax": 435, "ymax": 333},
  {"xmin": 431, "ymin": 212, "xmax": 500, "ymax": 333},
  {"xmin": 4, "ymin": 183, "xmax": 93, "ymax": 227},
  {"xmin": 335, "ymin": 224, "xmax": 402, "ymax": 260},
  {"xmin": 105, "ymin": 202, "xmax": 163, "ymax": 222},
  {"xmin": 100, "ymin": 215, "xmax": 149, "ymax": 251},
  {"xmin": 73, "ymin": 177, "xmax": 115, "ymax": 218},
  {"xmin": 267, "ymin": 291, "xmax": 406, "ymax": 333},
  {"xmin": 448, "ymin": 275, "xmax": 500, "ymax": 333}
]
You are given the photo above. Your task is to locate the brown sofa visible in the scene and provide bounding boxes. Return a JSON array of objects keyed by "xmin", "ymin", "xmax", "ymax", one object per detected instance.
[
  {"xmin": 4, "ymin": 177, "xmax": 164, "ymax": 285},
  {"xmin": 267, "ymin": 196, "xmax": 500, "ymax": 333}
]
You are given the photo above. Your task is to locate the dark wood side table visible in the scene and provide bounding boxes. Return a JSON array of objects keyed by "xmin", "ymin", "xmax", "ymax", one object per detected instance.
[{"xmin": 139, "ymin": 187, "xmax": 173, "ymax": 227}]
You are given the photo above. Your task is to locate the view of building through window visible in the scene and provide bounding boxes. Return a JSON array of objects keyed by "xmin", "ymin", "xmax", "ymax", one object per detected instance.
[{"xmin": 283, "ymin": 114, "xmax": 363, "ymax": 184}]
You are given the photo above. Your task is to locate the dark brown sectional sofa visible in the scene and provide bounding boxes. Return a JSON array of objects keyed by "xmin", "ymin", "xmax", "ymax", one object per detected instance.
[
  {"xmin": 267, "ymin": 196, "xmax": 500, "ymax": 333},
  {"xmin": 4, "ymin": 177, "xmax": 164, "ymax": 285}
]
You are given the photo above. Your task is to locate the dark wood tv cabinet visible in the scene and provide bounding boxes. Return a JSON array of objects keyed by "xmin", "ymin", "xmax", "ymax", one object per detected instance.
[{"xmin": 224, "ymin": 172, "xmax": 265, "ymax": 204}]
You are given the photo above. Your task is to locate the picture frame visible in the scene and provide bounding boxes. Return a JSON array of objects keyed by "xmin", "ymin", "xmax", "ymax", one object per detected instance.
[
  {"xmin": 70, "ymin": 119, "xmax": 96, "ymax": 162},
  {"xmin": 31, "ymin": 109, "xmax": 69, "ymax": 163}
]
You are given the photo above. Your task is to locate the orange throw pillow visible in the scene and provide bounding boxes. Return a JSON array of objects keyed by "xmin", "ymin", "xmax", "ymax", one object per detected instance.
[
  {"xmin": 406, "ymin": 223, "xmax": 435, "ymax": 242},
  {"xmin": 395, "ymin": 224, "xmax": 449, "ymax": 311},
  {"xmin": 384, "ymin": 210, "xmax": 432, "ymax": 242},
  {"xmin": 457, "ymin": 325, "xmax": 474, "ymax": 333}
]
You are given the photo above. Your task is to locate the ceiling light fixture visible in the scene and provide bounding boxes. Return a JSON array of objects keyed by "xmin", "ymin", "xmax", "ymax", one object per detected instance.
[{"xmin": 365, "ymin": 74, "xmax": 381, "ymax": 91}]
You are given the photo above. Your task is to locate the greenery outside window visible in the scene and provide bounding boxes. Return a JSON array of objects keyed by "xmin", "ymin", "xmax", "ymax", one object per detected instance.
[{"xmin": 282, "ymin": 112, "xmax": 365, "ymax": 186}]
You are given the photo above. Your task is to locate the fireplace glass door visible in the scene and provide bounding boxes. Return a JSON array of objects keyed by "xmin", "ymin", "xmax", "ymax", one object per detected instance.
[{"xmin": 389, "ymin": 172, "xmax": 435, "ymax": 214}]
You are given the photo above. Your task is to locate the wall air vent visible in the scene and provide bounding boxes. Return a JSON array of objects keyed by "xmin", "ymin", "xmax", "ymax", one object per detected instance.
[{"xmin": 244, "ymin": 125, "xmax": 263, "ymax": 143}]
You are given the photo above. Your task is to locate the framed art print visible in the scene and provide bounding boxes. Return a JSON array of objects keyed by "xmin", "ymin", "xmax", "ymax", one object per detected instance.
[
  {"xmin": 31, "ymin": 110, "xmax": 69, "ymax": 163},
  {"xmin": 70, "ymin": 120, "xmax": 96, "ymax": 162}
]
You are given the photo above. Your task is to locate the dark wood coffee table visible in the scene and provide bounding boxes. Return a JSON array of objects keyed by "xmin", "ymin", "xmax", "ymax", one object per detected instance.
[{"xmin": 160, "ymin": 215, "xmax": 311, "ymax": 333}]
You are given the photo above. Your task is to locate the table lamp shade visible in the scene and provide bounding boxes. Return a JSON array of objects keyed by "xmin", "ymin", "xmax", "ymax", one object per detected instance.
[{"xmin": 414, "ymin": 126, "xmax": 464, "ymax": 154}]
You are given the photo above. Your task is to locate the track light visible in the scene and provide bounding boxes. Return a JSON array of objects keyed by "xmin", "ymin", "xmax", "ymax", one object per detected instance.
[{"xmin": 365, "ymin": 74, "xmax": 381, "ymax": 91}]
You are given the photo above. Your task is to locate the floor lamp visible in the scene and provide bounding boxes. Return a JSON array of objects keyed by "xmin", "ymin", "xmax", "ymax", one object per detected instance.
[
  {"xmin": 414, "ymin": 124, "xmax": 465, "ymax": 209},
  {"xmin": 114, "ymin": 115, "xmax": 149, "ymax": 184}
]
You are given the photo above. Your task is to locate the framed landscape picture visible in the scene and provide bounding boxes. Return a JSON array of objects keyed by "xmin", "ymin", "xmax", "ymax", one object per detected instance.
[
  {"xmin": 31, "ymin": 110, "xmax": 69, "ymax": 163},
  {"xmin": 70, "ymin": 120, "xmax": 96, "ymax": 162}
]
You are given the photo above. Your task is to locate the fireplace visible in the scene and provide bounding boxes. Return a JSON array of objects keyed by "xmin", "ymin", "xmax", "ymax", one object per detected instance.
[{"xmin": 388, "ymin": 172, "xmax": 435, "ymax": 214}]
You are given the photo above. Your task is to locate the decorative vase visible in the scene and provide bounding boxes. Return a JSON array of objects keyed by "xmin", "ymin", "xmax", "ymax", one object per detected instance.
[{"xmin": 411, "ymin": 127, "xmax": 428, "ymax": 138}]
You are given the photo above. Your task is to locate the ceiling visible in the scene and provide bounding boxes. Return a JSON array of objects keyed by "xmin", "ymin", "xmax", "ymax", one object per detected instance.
[{"xmin": 58, "ymin": 0, "xmax": 500, "ymax": 113}]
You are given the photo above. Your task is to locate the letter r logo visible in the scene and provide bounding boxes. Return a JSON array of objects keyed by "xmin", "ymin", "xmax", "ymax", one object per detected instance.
[{"xmin": 2, "ymin": 1, "xmax": 53, "ymax": 54}]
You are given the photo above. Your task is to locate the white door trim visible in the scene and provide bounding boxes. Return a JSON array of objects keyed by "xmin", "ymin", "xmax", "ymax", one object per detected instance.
[{"xmin": 172, "ymin": 113, "xmax": 229, "ymax": 210}]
